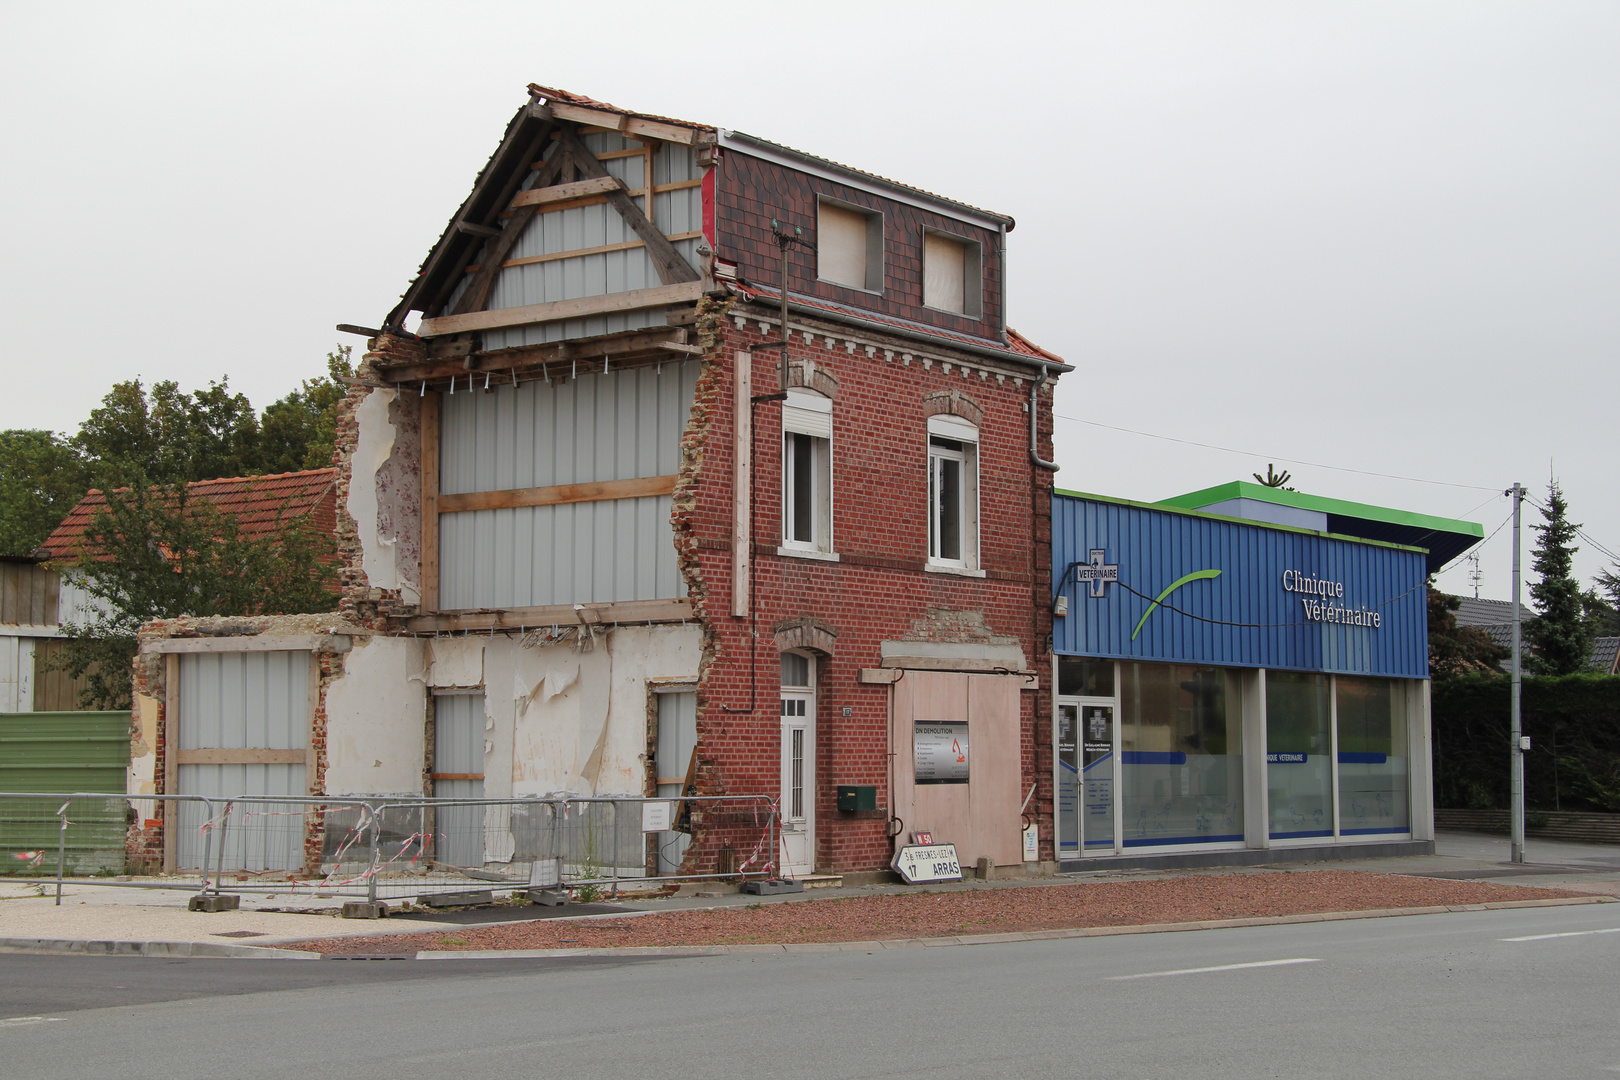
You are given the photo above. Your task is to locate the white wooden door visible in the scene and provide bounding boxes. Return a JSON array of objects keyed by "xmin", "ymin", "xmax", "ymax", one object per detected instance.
[{"xmin": 779, "ymin": 652, "xmax": 816, "ymax": 877}]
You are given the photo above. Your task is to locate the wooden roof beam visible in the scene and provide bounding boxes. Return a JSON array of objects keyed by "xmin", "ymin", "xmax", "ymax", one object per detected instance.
[{"xmin": 558, "ymin": 129, "xmax": 699, "ymax": 286}]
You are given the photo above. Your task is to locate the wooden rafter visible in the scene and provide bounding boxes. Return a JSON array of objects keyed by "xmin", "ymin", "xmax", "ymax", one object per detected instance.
[
  {"xmin": 557, "ymin": 128, "xmax": 700, "ymax": 286},
  {"xmin": 379, "ymin": 325, "xmax": 695, "ymax": 384},
  {"xmin": 447, "ymin": 144, "xmax": 570, "ymax": 318}
]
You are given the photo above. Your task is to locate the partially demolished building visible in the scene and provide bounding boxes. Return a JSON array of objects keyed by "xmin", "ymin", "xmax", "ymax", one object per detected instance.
[{"xmin": 134, "ymin": 85, "xmax": 1068, "ymax": 878}]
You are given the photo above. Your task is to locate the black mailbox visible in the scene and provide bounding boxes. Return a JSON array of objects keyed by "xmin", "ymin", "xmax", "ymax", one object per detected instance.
[{"xmin": 836, "ymin": 785, "xmax": 877, "ymax": 812}]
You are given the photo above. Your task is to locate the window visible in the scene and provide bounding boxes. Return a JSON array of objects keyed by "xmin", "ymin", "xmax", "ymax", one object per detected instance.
[
  {"xmin": 923, "ymin": 230, "xmax": 983, "ymax": 317},
  {"xmin": 782, "ymin": 390, "xmax": 833, "ymax": 554},
  {"xmin": 817, "ymin": 199, "xmax": 882, "ymax": 292},
  {"xmin": 926, "ymin": 415, "xmax": 979, "ymax": 570}
]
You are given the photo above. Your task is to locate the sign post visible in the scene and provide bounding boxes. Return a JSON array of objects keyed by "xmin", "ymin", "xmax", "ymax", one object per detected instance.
[{"xmin": 892, "ymin": 843, "xmax": 963, "ymax": 884}]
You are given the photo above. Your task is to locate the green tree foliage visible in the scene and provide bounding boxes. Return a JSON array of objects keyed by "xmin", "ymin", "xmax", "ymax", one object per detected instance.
[
  {"xmin": 1526, "ymin": 481, "xmax": 1595, "ymax": 675},
  {"xmin": 1428, "ymin": 583, "xmax": 1510, "ymax": 677},
  {"xmin": 52, "ymin": 480, "xmax": 340, "ymax": 709},
  {"xmin": 257, "ymin": 346, "xmax": 354, "ymax": 473},
  {"xmin": 1590, "ymin": 566, "xmax": 1620, "ymax": 638},
  {"xmin": 0, "ymin": 431, "xmax": 93, "ymax": 556},
  {"xmin": 0, "ymin": 345, "xmax": 354, "ymax": 556}
]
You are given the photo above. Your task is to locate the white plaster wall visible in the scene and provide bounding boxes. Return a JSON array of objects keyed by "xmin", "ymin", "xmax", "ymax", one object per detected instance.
[
  {"xmin": 426, "ymin": 625, "xmax": 702, "ymax": 803},
  {"xmin": 348, "ymin": 388, "xmax": 419, "ymax": 604},
  {"xmin": 323, "ymin": 636, "xmax": 427, "ymax": 796},
  {"xmin": 129, "ymin": 693, "xmax": 159, "ymax": 816}
]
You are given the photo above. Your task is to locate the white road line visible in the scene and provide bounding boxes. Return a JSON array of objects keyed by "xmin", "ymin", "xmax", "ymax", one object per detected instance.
[
  {"xmin": 1500, "ymin": 927, "xmax": 1620, "ymax": 942},
  {"xmin": 1109, "ymin": 958, "xmax": 1322, "ymax": 980},
  {"xmin": 0, "ymin": 1016, "xmax": 63, "ymax": 1028}
]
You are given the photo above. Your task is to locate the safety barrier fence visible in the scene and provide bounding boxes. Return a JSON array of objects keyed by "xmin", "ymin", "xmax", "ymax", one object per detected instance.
[{"xmin": 0, "ymin": 792, "xmax": 780, "ymax": 906}]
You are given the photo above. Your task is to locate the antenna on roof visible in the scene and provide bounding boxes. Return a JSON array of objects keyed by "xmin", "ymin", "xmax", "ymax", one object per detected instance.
[
  {"xmin": 754, "ymin": 217, "xmax": 816, "ymax": 392},
  {"xmin": 1466, "ymin": 552, "xmax": 1482, "ymax": 599}
]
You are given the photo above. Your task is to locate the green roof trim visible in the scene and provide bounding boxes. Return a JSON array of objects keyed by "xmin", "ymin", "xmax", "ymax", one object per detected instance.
[
  {"xmin": 1156, "ymin": 481, "xmax": 1486, "ymax": 540},
  {"xmin": 1052, "ymin": 488, "xmax": 1430, "ymax": 555}
]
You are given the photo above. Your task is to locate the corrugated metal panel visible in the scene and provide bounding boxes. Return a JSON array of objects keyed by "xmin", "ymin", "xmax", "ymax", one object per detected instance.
[
  {"xmin": 438, "ymin": 363, "xmax": 698, "ymax": 610},
  {"xmin": 433, "ymin": 693, "xmax": 485, "ymax": 867},
  {"xmin": 1052, "ymin": 494, "xmax": 1429, "ymax": 679},
  {"xmin": 480, "ymin": 139, "xmax": 702, "ymax": 351},
  {"xmin": 175, "ymin": 652, "xmax": 308, "ymax": 870},
  {"xmin": 0, "ymin": 710, "xmax": 129, "ymax": 874},
  {"xmin": 0, "ymin": 563, "xmax": 57, "ymax": 626}
]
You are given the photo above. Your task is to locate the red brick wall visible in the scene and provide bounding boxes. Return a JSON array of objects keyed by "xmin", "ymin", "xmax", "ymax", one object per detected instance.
[
  {"xmin": 679, "ymin": 302, "xmax": 1057, "ymax": 873},
  {"xmin": 714, "ymin": 152, "xmax": 1006, "ymax": 344}
]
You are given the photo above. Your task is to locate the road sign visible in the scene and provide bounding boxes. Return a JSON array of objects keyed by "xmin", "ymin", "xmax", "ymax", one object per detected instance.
[{"xmin": 892, "ymin": 843, "xmax": 962, "ymax": 884}]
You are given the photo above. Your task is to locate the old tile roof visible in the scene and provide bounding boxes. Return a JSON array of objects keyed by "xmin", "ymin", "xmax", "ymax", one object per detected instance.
[
  {"xmin": 41, "ymin": 469, "xmax": 338, "ymax": 562},
  {"xmin": 1592, "ymin": 636, "xmax": 1620, "ymax": 674},
  {"xmin": 527, "ymin": 84, "xmax": 714, "ymax": 135}
]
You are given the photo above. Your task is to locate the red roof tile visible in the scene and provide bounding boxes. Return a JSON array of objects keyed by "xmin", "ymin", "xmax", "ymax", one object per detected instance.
[{"xmin": 41, "ymin": 469, "xmax": 338, "ymax": 563}]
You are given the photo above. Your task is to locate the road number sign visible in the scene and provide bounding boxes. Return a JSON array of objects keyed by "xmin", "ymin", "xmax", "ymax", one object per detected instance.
[{"xmin": 893, "ymin": 843, "xmax": 962, "ymax": 884}]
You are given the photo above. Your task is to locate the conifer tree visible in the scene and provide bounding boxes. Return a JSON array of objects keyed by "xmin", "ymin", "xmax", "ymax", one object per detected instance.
[{"xmin": 1525, "ymin": 480, "xmax": 1595, "ymax": 674}]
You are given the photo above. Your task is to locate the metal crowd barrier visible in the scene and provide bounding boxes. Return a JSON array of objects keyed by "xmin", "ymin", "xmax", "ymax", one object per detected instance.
[{"xmin": 0, "ymin": 792, "xmax": 780, "ymax": 906}]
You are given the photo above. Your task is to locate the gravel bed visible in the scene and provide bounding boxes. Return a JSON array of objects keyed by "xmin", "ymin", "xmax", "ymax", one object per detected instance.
[{"xmin": 292, "ymin": 870, "xmax": 1585, "ymax": 954}]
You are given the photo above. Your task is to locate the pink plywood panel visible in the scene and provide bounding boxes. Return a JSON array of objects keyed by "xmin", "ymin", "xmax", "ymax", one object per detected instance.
[{"xmin": 968, "ymin": 673, "xmax": 1024, "ymax": 865}]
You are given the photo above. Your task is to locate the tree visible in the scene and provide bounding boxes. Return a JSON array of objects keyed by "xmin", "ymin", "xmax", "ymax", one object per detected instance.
[
  {"xmin": 0, "ymin": 431, "xmax": 92, "ymax": 556},
  {"xmin": 1525, "ymin": 480, "xmax": 1595, "ymax": 675},
  {"xmin": 1592, "ymin": 566, "xmax": 1620, "ymax": 638},
  {"xmin": 1253, "ymin": 463, "xmax": 1294, "ymax": 489},
  {"xmin": 1428, "ymin": 583, "xmax": 1510, "ymax": 677},
  {"xmin": 73, "ymin": 377, "xmax": 261, "ymax": 487},
  {"xmin": 50, "ymin": 479, "xmax": 340, "ymax": 709},
  {"xmin": 257, "ymin": 346, "xmax": 354, "ymax": 473}
]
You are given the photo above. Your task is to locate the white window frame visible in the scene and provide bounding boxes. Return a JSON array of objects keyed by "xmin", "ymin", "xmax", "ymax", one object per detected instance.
[
  {"xmin": 816, "ymin": 196, "xmax": 884, "ymax": 294},
  {"xmin": 780, "ymin": 390, "xmax": 836, "ymax": 559},
  {"xmin": 922, "ymin": 228, "xmax": 984, "ymax": 318},
  {"xmin": 926, "ymin": 414, "xmax": 981, "ymax": 575}
]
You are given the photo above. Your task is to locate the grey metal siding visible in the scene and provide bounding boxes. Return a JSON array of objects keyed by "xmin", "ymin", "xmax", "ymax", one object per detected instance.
[
  {"xmin": 438, "ymin": 362, "xmax": 698, "ymax": 610},
  {"xmin": 175, "ymin": 651, "xmax": 309, "ymax": 870},
  {"xmin": 433, "ymin": 693, "xmax": 485, "ymax": 867},
  {"xmin": 473, "ymin": 136, "xmax": 702, "ymax": 351}
]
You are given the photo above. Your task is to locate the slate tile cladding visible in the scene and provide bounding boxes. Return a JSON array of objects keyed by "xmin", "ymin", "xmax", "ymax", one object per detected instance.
[
  {"xmin": 714, "ymin": 151, "xmax": 1005, "ymax": 344},
  {"xmin": 678, "ymin": 313, "xmax": 1057, "ymax": 872}
]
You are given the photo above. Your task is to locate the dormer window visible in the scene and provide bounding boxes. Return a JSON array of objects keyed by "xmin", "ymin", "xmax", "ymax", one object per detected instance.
[
  {"xmin": 817, "ymin": 199, "xmax": 883, "ymax": 293},
  {"xmin": 923, "ymin": 230, "xmax": 983, "ymax": 317}
]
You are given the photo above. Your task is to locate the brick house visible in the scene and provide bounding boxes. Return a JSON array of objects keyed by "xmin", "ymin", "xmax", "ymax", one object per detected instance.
[{"xmin": 133, "ymin": 86, "xmax": 1068, "ymax": 879}]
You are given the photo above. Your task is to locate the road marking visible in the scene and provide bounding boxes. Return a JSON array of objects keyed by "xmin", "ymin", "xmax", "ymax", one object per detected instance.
[
  {"xmin": 1500, "ymin": 927, "xmax": 1620, "ymax": 942},
  {"xmin": 0, "ymin": 1016, "xmax": 63, "ymax": 1028},
  {"xmin": 1109, "ymin": 958, "xmax": 1322, "ymax": 980}
]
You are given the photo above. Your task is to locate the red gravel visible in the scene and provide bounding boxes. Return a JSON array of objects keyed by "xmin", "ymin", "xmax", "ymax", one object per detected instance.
[{"xmin": 292, "ymin": 871, "xmax": 1588, "ymax": 954}]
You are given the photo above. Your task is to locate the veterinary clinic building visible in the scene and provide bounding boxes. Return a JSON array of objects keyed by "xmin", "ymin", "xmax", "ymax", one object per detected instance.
[{"xmin": 1048, "ymin": 483, "xmax": 1482, "ymax": 869}]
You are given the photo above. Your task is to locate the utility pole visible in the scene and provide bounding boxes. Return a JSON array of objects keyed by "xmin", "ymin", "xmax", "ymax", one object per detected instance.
[{"xmin": 1508, "ymin": 482, "xmax": 1526, "ymax": 864}]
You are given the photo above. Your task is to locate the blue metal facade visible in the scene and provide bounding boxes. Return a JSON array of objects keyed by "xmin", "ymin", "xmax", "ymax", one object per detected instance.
[{"xmin": 1052, "ymin": 493, "xmax": 1429, "ymax": 679}]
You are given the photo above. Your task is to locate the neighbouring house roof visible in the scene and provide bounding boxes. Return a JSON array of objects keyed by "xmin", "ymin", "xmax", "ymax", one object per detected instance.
[
  {"xmin": 40, "ymin": 469, "xmax": 338, "ymax": 563},
  {"xmin": 1589, "ymin": 636, "xmax": 1619, "ymax": 675},
  {"xmin": 1451, "ymin": 597, "xmax": 1520, "ymax": 627}
]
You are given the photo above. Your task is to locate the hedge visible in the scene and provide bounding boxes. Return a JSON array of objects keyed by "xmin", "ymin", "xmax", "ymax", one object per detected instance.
[{"xmin": 1432, "ymin": 673, "xmax": 1620, "ymax": 812}]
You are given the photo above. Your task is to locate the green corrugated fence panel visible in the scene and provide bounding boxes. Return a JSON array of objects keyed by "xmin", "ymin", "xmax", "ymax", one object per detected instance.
[{"xmin": 0, "ymin": 712, "xmax": 131, "ymax": 874}]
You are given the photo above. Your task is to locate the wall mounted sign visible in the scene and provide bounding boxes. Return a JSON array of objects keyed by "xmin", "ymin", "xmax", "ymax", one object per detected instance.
[
  {"xmin": 914, "ymin": 721, "xmax": 969, "ymax": 784},
  {"xmin": 1075, "ymin": 548, "xmax": 1119, "ymax": 597}
]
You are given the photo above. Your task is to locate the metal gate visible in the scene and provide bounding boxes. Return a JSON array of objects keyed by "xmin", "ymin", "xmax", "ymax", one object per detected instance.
[{"xmin": 173, "ymin": 651, "xmax": 310, "ymax": 871}]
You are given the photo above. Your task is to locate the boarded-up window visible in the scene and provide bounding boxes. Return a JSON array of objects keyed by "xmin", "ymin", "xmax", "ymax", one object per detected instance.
[
  {"xmin": 817, "ymin": 201, "xmax": 881, "ymax": 291},
  {"xmin": 923, "ymin": 233, "xmax": 967, "ymax": 313}
]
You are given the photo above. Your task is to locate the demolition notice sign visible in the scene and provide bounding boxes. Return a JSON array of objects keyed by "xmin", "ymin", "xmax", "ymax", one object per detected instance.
[{"xmin": 892, "ymin": 843, "xmax": 963, "ymax": 884}]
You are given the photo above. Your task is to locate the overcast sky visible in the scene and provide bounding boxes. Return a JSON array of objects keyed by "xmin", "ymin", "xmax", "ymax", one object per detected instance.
[{"xmin": 3, "ymin": 1, "xmax": 1615, "ymax": 602}]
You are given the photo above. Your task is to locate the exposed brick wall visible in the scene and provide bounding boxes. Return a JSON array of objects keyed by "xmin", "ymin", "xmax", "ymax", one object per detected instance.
[
  {"xmin": 677, "ymin": 304, "xmax": 1059, "ymax": 874},
  {"xmin": 714, "ymin": 151, "xmax": 1006, "ymax": 344}
]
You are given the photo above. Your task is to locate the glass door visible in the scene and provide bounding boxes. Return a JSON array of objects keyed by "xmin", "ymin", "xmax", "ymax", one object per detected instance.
[{"xmin": 1080, "ymin": 703, "xmax": 1118, "ymax": 854}]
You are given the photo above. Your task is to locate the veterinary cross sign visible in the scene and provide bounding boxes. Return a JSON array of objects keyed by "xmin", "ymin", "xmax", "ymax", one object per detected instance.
[{"xmin": 1075, "ymin": 549, "xmax": 1119, "ymax": 598}]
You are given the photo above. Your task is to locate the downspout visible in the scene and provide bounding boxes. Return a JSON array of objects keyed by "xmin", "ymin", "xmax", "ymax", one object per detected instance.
[{"xmin": 1029, "ymin": 369, "xmax": 1059, "ymax": 472}]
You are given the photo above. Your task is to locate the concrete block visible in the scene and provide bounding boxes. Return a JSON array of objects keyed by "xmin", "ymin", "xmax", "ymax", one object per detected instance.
[
  {"xmin": 418, "ymin": 890, "xmax": 494, "ymax": 908},
  {"xmin": 187, "ymin": 893, "xmax": 241, "ymax": 912},
  {"xmin": 526, "ymin": 889, "xmax": 568, "ymax": 906},
  {"xmin": 742, "ymin": 878, "xmax": 804, "ymax": 895},
  {"xmin": 341, "ymin": 901, "xmax": 390, "ymax": 919}
]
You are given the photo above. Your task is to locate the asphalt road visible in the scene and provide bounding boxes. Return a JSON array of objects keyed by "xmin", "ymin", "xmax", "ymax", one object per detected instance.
[{"xmin": 3, "ymin": 904, "xmax": 1618, "ymax": 1079}]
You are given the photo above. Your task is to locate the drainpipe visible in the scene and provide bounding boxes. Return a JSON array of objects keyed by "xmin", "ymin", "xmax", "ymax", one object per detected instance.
[{"xmin": 1029, "ymin": 370, "xmax": 1059, "ymax": 472}]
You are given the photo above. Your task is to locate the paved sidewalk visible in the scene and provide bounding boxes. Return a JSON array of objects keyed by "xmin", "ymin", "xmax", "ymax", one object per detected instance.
[{"xmin": 1, "ymin": 830, "xmax": 1615, "ymax": 955}]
